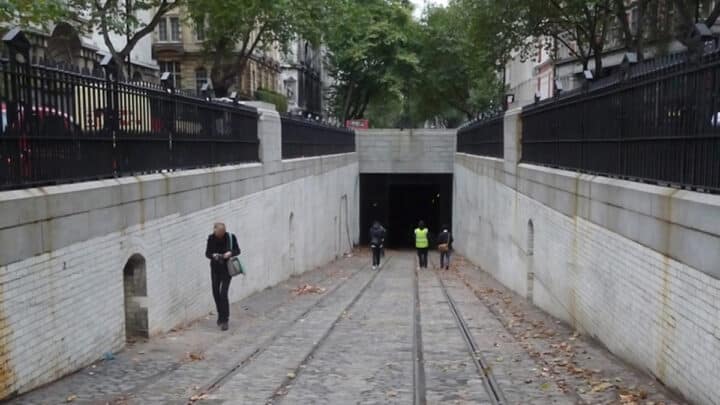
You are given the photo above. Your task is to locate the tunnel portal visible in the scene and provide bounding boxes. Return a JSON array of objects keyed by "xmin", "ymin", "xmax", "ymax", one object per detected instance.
[{"xmin": 360, "ymin": 174, "xmax": 452, "ymax": 248}]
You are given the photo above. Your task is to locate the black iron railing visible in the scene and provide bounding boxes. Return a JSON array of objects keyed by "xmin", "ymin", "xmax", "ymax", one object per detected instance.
[
  {"xmin": 281, "ymin": 115, "xmax": 355, "ymax": 159},
  {"xmin": 0, "ymin": 32, "xmax": 258, "ymax": 191},
  {"xmin": 457, "ymin": 112, "xmax": 504, "ymax": 158},
  {"xmin": 522, "ymin": 51, "xmax": 720, "ymax": 193}
]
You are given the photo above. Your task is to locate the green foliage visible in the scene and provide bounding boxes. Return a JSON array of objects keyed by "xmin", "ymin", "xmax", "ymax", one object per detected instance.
[
  {"xmin": 69, "ymin": 0, "xmax": 179, "ymax": 78},
  {"xmin": 323, "ymin": 0, "xmax": 419, "ymax": 122},
  {"xmin": 187, "ymin": 0, "xmax": 325, "ymax": 97},
  {"xmin": 405, "ymin": 2, "xmax": 503, "ymax": 126},
  {"xmin": 0, "ymin": 0, "xmax": 67, "ymax": 28},
  {"xmin": 255, "ymin": 88, "xmax": 288, "ymax": 113}
]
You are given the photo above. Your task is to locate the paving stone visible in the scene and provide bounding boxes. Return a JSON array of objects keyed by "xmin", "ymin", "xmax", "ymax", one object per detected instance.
[
  {"xmin": 6, "ymin": 252, "xmax": 684, "ymax": 405},
  {"xmin": 277, "ymin": 255, "xmax": 414, "ymax": 405}
]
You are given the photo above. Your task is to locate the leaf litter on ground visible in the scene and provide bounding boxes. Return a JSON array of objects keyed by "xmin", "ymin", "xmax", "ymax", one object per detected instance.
[{"xmin": 292, "ymin": 284, "xmax": 326, "ymax": 295}]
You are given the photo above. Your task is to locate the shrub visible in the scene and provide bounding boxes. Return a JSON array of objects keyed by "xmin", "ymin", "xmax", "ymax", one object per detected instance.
[{"xmin": 255, "ymin": 88, "xmax": 288, "ymax": 113}]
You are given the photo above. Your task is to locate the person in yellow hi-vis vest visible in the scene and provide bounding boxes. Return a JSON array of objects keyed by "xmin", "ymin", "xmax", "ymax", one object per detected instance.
[{"xmin": 414, "ymin": 220, "xmax": 430, "ymax": 269}]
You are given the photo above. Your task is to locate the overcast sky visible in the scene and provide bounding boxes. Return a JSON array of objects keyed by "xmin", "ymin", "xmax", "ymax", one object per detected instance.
[{"xmin": 410, "ymin": 0, "xmax": 449, "ymax": 18}]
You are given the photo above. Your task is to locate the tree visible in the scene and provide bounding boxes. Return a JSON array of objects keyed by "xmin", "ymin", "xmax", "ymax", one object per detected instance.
[
  {"xmin": 460, "ymin": 0, "xmax": 535, "ymax": 70},
  {"xmin": 671, "ymin": 0, "xmax": 720, "ymax": 54},
  {"xmin": 75, "ymin": 0, "xmax": 179, "ymax": 78},
  {"xmin": 0, "ymin": 0, "xmax": 67, "ymax": 28},
  {"xmin": 412, "ymin": 3, "xmax": 502, "ymax": 122},
  {"xmin": 613, "ymin": 0, "xmax": 651, "ymax": 60},
  {"xmin": 185, "ymin": 0, "xmax": 324, "ymax": 97},
  {"xmin": 526, "ymin": 0, "xmax": 615, "ymax": 76},
  {"xmin": 323, "ymin": 0, "xmax": 419, "ymax": 122}
]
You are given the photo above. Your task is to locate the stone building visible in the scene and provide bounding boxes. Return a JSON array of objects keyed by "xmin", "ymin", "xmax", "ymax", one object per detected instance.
[
  {"xmin": 505, "ymin": 1, "xmax": 720, "ymax": 106},
  {"xmin": 151, "ymin": 10, "xmax": 282, "ymax": 97},
  {"xmin": 280, "ymin": 39, "xmax": 324, "ymax": 115},
  {"xmin": 1, "ymin": 16, "xmax": 159, "ymax": 80}
]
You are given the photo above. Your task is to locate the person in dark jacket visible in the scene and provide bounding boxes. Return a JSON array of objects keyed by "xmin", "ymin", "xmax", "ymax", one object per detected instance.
[
  {"xmin": 205, "ymin": 222, "xmax": 241, "ymax": 331},
  {"xmin": 369, "ymin": 221, "xmax": 386, "ymax": 270},
  {"xmin": 437, "ymin": 224, "xmax": 454, "ymax": 270}
]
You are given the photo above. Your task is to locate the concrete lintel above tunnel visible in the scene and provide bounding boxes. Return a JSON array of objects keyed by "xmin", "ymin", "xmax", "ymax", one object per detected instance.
[{"xmin": 356, "ymin": 129, "xmax": 456, "ymax": 174}]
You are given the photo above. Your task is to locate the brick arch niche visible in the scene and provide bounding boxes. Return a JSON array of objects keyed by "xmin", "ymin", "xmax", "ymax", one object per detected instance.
[{"xmin": 123, "ymin": 254, "xmax": 149, "ymax": 340}]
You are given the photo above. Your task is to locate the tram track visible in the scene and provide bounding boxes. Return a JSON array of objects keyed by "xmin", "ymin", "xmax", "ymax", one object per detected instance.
[
  {"xmin": 267, "ymin": 256, "xmax": 392, "ymax": 403},
  {"xmin": 412, "ymin": 266, "xmax": 427, "ymax": 405},
  {"xmin": 186, "ymin": 257, "xmax": 383, "ymax": 404},
  {"xmin": 434, "ymin": 269, "xmax": 508, "ymax": 405}
]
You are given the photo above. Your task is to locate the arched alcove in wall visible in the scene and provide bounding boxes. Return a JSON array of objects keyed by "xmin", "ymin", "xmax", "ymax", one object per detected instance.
[
  {"xmin": 289, "ymin": 212, "xmax": 296, "ymax": 273},
  {"xmin": 527, "ymin": 219, "xmax": 535, "ymax": 256},
  {"xmin": 123, "ymin": 254, "xmax": 148, "ymax": 340}
]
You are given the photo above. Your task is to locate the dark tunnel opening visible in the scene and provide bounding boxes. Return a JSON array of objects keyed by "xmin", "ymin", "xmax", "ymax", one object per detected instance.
[{"xmin": 360, "ymin": 174, "xmax": 452, "ymax": 248}]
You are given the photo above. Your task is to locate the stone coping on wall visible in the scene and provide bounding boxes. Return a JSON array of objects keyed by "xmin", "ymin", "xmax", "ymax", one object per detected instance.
[
  {"xmin": 357, "ymin": 128, "xmax": 457, "ymax": 174},
  {"xmin": 359, "ymin": 128, "xmax": 456, "ymax": 136},
  {"xmin": 0, "ymin": 152, "xmax": 358, "ymax": 267},
  {"xmin": 456, "ymin": 152, "xmax": 720, "ymax": 279}
]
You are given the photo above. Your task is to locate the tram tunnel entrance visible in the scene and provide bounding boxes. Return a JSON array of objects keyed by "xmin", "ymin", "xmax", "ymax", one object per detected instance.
[{"xmin": 360, "ymin": 174, "xmax": 452, "ymax": 248}]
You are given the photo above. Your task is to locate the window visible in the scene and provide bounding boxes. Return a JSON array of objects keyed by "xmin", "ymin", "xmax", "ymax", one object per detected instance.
[
  {"xmin": 159, "ymin": 61, "xmax": 182, "ymax": 88},
  {"xmin": 170, "ymin": 17, "xmax": 180, "ymax": 41},
  {"xmin": 158, "ymin": 19, "xmax": 167, "ymax": 41},
  {"xmin": 157, "ymin": 17, "xmax": 180, "ymax": 42},
  {"xmin": 194, "ymin": 19, "xmax": 205, "ymax": 41},
  {"xmin": 195, "ymin": 67, "xmax": 208, "ymax": 93},
  {"xmin": 629, "ymin": 8, "xmax": 639, "ymax": 36}
]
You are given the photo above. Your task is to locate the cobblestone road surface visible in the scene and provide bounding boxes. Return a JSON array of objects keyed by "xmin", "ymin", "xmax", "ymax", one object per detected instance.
[{"xmin": 8, "ymin": 251, "xmax": 683, "ymax": 405}]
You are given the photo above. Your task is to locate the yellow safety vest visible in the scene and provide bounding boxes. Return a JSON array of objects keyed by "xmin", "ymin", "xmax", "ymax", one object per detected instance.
[{"xmin": 415, "ymin": 228, "xmax": 429, "ymax": 248}]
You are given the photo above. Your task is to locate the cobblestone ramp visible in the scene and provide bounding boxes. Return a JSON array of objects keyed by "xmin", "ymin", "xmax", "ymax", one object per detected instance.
[{"xmin": 7, "ymin": 252, "xmax": 683, "ymax": 405}]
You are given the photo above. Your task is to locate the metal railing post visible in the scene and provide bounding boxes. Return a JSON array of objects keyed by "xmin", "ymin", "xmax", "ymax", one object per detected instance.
[
  {"xmin": 3, "ymin": 28, "xmax": 32, "ymax": 183},
  {"xmin": 101, "ymin": 55, "xmax": 120, "ymax": 175}
]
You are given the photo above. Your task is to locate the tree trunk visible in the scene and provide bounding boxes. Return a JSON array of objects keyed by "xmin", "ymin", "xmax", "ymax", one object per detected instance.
[
  {"xmin": 593, "ymin": 51, "xmax": 604, "ymax": 78},
  {"xmin": 341, "ymin": 82, "xmax": 355, "ymax": 123}
]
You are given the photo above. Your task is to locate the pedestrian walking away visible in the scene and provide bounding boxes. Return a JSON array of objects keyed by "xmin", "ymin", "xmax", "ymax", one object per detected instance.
[
  {"xmin": 414, "ymin": 220, "xmax": 430, "ymax": 269},
  {"xmin": 437, "ymin": 224, "xmax": 454, "ymax": 270},
  {"xmin": 205, "ymin": 222, "xmax": 241, "ymax": 331},
  {"xmin": 369, "ymin": 220, "xmax": 386, "ymax": 270}
]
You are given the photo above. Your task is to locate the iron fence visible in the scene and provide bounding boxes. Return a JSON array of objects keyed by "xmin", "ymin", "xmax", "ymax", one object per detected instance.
[
  {"xmin": 457, "ymin": 112, "xmax": 504, "ymax": 158},
  {"xmin": 281, "ymin": 115, "xmax": 355, "ymax": 159},
  {"xmin": 522, "ymin": 50, "xmax": 720, "ymax": 193},
  {"xmin": 0, "ymin": 31, "xmax": 258, "ymax": 191}
]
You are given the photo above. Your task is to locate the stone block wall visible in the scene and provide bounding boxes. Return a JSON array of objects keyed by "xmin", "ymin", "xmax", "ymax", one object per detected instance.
[
  {"xmin": 357, "ymin": 129, "xmax": 455, "ymax": 174},
  {"xmin": 0, "ymin": 107, "xmax": 359, "ymax": 398},
  {"xmin": 453, "ymin": 111, "xmax": 720, "ymax": 404}
]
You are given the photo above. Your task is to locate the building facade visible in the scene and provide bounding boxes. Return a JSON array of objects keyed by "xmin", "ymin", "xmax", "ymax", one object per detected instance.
[
  {"xmin": 151, "ymin": 10, "xmax": 282, "ymax": 98},
  {"xmin": 280, "ymin": 39, "xmax": 323, "ymax": 115},
  {"xmin": 504, "ymin": 38, "xmax": 555, "ymax": 108},
  {"xmin": 1, "ymin": 15, "xmax": 159, "ymax": 80},
  {"xmin": 505, "ymin": 1, "xmax": 720, "ymax": 105}
]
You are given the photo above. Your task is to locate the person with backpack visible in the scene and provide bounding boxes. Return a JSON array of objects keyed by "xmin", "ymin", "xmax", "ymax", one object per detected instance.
[
  {"xmin": 437, "ymin": 224, "xmax": 454, "ymax": 270},
  {"xmin": 369, "ymin": 221, "xmax": 386, "ymax": 270},
  {"xmin": 205, "ymin": 222, "xmax": 241, "ymax": 331},
  {"xmin": 414, "ymin": 220, "xmax": 430, "ymax": 269}
]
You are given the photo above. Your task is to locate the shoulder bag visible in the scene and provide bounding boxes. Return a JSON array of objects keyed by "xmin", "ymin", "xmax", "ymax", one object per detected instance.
[{"xmin": 226, "ymin": 233, "xmax": 245, "ymax": 277}]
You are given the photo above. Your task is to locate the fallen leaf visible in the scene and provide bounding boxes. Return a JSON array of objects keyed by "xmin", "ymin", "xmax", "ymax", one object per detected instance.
[
  {"xmin": 292, "ymin": 284, "xmax": 326, "ymax": 295},
  {"xmin": 190, "ymin": 393, "xmax": 208, "ymax": 401},
  {"xmin": 591, "ymin": 382, "xmax": 614, "ymax": 393},
  {"xmin": 187, "ymin": 351, "xmax": 205, "ymax": 361}
]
